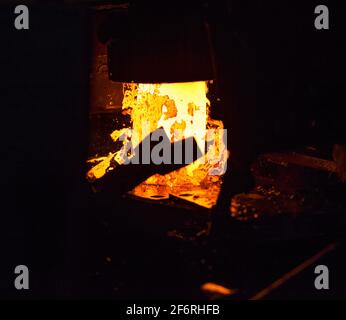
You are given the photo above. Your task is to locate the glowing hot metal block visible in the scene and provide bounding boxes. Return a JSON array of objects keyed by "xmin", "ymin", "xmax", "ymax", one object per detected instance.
[{"xmin": 87, "ymin": 81, "xmax": 228, "ymax": 208}]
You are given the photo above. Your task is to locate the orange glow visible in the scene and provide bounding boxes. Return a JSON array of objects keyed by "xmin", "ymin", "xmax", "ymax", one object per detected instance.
[{"xmin": 87, "ymin": 81, "xmax": 228, "ymax": 207}]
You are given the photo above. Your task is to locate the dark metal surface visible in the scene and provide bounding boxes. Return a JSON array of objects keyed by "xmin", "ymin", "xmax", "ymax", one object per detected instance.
[{"xmin": 101, "ymin": 3, "xmax": 214, "ymax": 83}]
